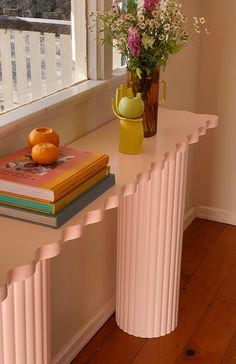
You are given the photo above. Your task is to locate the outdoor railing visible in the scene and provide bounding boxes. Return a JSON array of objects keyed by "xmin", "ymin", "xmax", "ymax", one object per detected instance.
[{"xmin": 0, "ymin": 16, "xmax": 73, "ymax": 113}]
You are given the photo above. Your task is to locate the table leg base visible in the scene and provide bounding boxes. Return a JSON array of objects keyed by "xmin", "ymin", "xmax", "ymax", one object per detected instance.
[{"xmin": 116, "ymin": 147, "xmax": 188, "ymax": 338}]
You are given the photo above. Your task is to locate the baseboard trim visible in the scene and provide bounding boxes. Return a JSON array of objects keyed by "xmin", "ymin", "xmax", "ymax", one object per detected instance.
[
  {"xmin": 52, "ymin": 296, "xmax": 116, "ymax": 364},
  {"xmin": 196, "ymin": 205, "xmax": 236, "ymax": 226},
  {"xmin": 184, "ymin": 207, "xmax": 196, "ymax": 231}
]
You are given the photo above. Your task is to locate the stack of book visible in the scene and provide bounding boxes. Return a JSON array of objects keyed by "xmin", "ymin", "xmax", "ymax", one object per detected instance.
[{"xmin": 0, "ymin": 145, "xmax": 115, "ymax": 228}]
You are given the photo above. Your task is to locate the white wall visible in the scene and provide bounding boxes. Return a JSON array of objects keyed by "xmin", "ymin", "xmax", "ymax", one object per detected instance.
[
  {"xmin": 161, "ymin": 0, "xmax": 202, "ymax": 113},
  {"xmin": 50, "ymin": 209, "xmax": 117, "ymax": 363},
  {"xmin": 162, "ymin": 0, "xmax": 202, "ymax": 214},
  {"xmin": 197, "ymin": 0, "xmax": 236, "ymax": 223}
]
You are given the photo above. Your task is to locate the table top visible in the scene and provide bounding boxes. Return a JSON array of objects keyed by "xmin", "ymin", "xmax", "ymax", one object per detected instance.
[{"xmin": 0, "ymin": 108, "xmax": 218, "ymax": 300}]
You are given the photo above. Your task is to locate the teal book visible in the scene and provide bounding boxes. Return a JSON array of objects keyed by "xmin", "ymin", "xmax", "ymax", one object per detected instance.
[
  {"xmin": 0, "ymin": 174, "xmax": 115, "ymax": 228},
  {"xmin": 0, "ymin": 166, "xmax": 110, "ymax": 215}
]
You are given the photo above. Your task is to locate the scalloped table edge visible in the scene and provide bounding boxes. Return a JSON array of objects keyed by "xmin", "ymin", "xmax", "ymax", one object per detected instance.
[{"xmin": 0, "ymin": 114, "xmax": 218, "ymax": 302}]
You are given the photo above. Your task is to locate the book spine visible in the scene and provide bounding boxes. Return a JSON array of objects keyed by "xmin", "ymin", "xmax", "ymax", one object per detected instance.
[
  {"xmin": 55, "ymin": 174, "xmax": 116, "ymax": 228},
  {"xmin": 0, "ymin": 195, "xmax": 52, "ymax": 214},
  {"xmin": 0, "ymin": 174, "xmax": 116, "ymax": 228},
  {"xmin": 0, "ymin": 167, "xmax": 110, "ymax": 215},
  {"xmin": 52, "ymin": 167, "xmax": 110, "ymax": 213},
  {"xmin": 52, "ymin": 155, "xmax": 109, "ymax": 202}
]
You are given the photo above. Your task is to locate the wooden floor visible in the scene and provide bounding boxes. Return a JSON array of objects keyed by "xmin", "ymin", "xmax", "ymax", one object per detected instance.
[{"xmin": 71, "ymin": 218, "xmax": 236, "ymax": 364}]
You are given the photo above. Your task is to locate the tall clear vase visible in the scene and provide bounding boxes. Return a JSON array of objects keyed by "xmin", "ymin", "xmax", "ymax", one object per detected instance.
[{"xmin": 127, "ymin": 68, "xmax": 160, "ymax": 138}]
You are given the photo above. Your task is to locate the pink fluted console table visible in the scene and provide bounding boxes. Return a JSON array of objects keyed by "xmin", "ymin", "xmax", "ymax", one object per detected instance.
[{"xmin": 0, "ymin": 108, "xmax": 218, "ymax": 362}]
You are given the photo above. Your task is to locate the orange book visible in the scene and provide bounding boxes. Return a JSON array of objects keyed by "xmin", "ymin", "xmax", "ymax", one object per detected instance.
[
  {"xmin": 0, "ymin": 166, "xmax": 110, "ymax": 214},
  {"xmin": 0, "ymin": 146, "xmax": 109, "ymax": 202}
]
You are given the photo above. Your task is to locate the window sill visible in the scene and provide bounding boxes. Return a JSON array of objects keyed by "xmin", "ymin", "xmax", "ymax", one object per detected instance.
[{"xmin": 0, "ymin": 69, "xmax": 126, "ymax": 139}]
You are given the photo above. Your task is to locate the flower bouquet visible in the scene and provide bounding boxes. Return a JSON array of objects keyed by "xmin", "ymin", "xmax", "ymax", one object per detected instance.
[{"xmin": 92, "ymin": 0, "xmax": 208, "ymax": 136}]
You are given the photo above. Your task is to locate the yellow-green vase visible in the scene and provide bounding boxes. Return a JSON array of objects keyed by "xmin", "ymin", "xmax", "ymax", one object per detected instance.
[{"xmin": 119, "ymin": 118, "xmax": 144, "ymax": 154}]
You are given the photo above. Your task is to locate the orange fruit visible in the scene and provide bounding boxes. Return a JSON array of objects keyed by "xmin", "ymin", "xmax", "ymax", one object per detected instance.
[
  {"xmin": 28, "ymin": 127, "xmax": 60, "ymax": 147},
  {"xmin": 31, "ymin": 143, "xmax": 59, "ymax": 165}
]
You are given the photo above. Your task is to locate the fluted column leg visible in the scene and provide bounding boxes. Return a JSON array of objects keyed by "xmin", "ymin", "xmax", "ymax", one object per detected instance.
[
  {"xmin": 0, "ymin": 260, "xmax": 50, "ymax": 363},
  {"xmin": 116, "ymin": 142, "xmax": 189, "ymax": 338}
]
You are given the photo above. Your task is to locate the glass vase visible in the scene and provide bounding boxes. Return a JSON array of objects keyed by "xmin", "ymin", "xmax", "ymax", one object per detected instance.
[{"xmin": 126, "ymin": 68, "xmax": 160, "ymax": 138}]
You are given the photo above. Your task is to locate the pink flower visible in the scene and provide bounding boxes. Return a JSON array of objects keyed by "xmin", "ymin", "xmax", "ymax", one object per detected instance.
[
  {"xmin": 128, "ymin": 27, "xmax": 141, "ymax": 56},
  {"xmin": 144, "ymin": 0, "xmax": 160, "ymax": 12}
]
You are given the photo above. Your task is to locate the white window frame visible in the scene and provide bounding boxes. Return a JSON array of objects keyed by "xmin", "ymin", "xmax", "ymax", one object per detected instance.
[
  {"xmin": 86, "ymin": 0, "xmax": 113, "ymax": 80},
  {"xmin": 0, "ymin": 0, "xmax": 125, "ymax": 138}
]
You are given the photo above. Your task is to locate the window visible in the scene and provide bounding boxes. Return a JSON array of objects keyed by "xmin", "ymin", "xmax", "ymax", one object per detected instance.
[
  {"xmin": 0, "ymin": 0, "xmax": 124, "ymax": 116},
  {"xmin": 112, "ymin": 0, "xmax": 144, "ymax": 69},
  {"xmin": 0, "ymin": 1, "xmax": 76, "ymax": 113},
  {"xmin": 112, "ymin": 0, "xmax": 126, "ymax": 70},
  {"xmin": 0, "ymin": 0, "xmax": 115, "ymax": 114}
]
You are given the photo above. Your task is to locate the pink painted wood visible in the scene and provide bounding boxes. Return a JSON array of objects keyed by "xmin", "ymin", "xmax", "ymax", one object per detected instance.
[
  {"xmin": 0, "ymin": 261, "xmax": 50, "ymax": 363},
  {"xmin": 0, "ymin": 109, "xmax": 218, "ymax": 361},
  {"xmin": 116, "ymin": 142, "xmax": 189, "ymax": 337}
]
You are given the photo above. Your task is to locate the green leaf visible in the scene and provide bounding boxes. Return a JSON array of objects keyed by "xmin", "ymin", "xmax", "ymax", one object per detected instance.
[
  {"xmin": 125, "ymin": 0, "xmax": 137, "ymax": 13},
  {"xmin": 136, "ymin": 68, "xmax": 142, "ymax": 79}
]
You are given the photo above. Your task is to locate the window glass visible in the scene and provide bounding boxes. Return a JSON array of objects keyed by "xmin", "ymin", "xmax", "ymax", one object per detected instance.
[
  {"xmin": 0, "ymin": 0, "xmax": 86, "ymax": 113},
  {"xmin": 112, "ymin": 0, "xmax": 145, "ymax": 69},
  {"xmin": 112, "ymin": 0, "xmax": 126, "ymax": 69}
]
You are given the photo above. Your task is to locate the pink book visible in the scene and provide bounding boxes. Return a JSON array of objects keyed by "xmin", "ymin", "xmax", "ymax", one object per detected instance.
[{"xmin": 0, "ymin": 146, "xmax": 109, "ymax": 202}]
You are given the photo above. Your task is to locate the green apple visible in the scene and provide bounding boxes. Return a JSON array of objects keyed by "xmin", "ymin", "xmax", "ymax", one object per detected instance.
[{"xmin": 118, "ymin": 93, "xmax": 144, "ymax": 119}]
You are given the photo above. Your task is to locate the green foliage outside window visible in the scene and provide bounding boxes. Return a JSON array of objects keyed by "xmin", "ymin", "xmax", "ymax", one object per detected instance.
[{"xmin": 0, "ymin": 0, "xmax": 71, "ymax": 20}]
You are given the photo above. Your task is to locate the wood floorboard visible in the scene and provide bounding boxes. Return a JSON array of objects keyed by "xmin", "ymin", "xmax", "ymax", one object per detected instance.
[
  {"xmin": 220, "ymin": 331, "xmax": 236, "ymax": 363},
  {"xmin": 86, "ymin": 327, "xmax": 146, "ymax": 364},
  {"xmin": 132, "ymin": 223, "xmax": 236, "ymax": 364},
  {"xmin": 176, "ymin": 258, "xmax": 236, "ymax": 363},
  {"xmin": 180, "ymin": 219, "xmax": 226, "ymax": 288},
  {"xmin": 70, "ymin": 219, "xmax": 236, "ymax": 364},
  {"xmin": 71, "ymin": 316, "xmax": 117, "ymax": 364}
]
